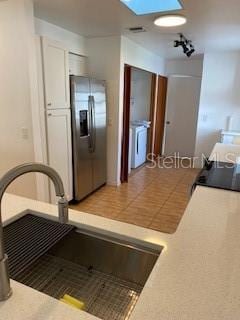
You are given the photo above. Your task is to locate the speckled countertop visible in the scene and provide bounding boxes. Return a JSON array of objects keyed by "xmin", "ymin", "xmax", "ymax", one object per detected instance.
[{"xmin": 1, "ymin": 143, "xmax": 240, "ymax": 320}]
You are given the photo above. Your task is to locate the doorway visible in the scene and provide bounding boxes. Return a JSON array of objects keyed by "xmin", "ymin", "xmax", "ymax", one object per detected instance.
[
  {"xmin": 164, "ymin": 76, "xmax": 201, "ymax": 157},
  {"xmin": 121, "ymin": 65, "xmax": 167, "ymax": 183}
]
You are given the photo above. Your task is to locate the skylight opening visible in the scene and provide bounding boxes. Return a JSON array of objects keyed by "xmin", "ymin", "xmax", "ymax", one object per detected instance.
[{"xmin": 120, "ymin": 0, "xmax": 183, "ymax": 16}]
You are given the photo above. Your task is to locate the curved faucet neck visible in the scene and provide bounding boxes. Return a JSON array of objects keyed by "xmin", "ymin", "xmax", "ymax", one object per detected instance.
[
  {"xmin": 0, "ymin": 163, "xmax": 65, "ymax": 202},
  {"xmin": 0, "ymin": 163, "xmax": 69, "ymax": 301},
  {"xmin": 0, "ymin": 163, "xmax": 66, "ymax": 259}
]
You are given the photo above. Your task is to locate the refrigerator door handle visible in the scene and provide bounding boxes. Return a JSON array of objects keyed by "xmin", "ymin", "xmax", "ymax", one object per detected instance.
[
  {"xmin": 91, "ymin": 95, "xmax": 96, "ymax": 153},
  {"xmin": 88, "ymin": 96, "xmax": 94, "ymax": 152}
]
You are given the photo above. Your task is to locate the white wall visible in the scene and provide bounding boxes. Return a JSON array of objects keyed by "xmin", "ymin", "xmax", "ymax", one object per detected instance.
[
  {"xmin": 87, "ymin": 36, "xmax": 165, "ymax": 185},
  {"xmin": 130, "ymin": 69, "xmax": 152, "ymax": 122},
  {"xmin": 165, "ymin": 57, "xmax": 203, "ymax": 77},
  {"xmin": 87, "ymin": 36, "xmax": 121, "ymax": 186},
  {"xmin": 34, "ymin": 18, "xmax": 87, "ymax": 56},
  {"xmin": 195, "ymin": 52, "xmax": 240, "ymax": 165},
  {"xmin": 0, "ymin": 0, "xmax": 38, "ymax": 199},
  {"xmin": 121, "ymin": 36, "xmax": 165, "ymax": 75}
]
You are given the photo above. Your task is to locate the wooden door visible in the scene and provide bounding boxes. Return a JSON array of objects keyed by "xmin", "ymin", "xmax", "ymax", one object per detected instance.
[
  {"xmin": 42, "ymin": 37, "xmax": 70, "ymax": 110},
  {"xmin": 121, "ymin": 65, "xmax": 131, "ymax": 183},
  {"xmin": 154, "ymin": 76, "xmax": 168, "ymax": 156},
  {"xmin": 46, "ymin": 109, "xmax": 73, "ymax": 202},
  {"xmin": 148, "ymin": 74, "xmax": 157, "ymax": 155}
]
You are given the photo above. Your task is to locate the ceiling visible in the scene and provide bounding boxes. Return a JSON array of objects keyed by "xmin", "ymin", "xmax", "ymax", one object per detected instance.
[{"xmin": 33, "ymin": 0, "xmax": 240, "ymax": 59}]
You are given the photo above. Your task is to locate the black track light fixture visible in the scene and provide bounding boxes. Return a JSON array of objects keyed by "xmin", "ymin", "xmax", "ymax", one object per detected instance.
[
  {"xmin": 186, "ymin": 44, "xmax": 195, "ymax": 57},
  {"xmin": 173, "ymin": 33, "xmax": 195, "ymax": 58},
  {"xmin": 182, "ymin": 43, "xmax": 189, "ymax": 54},
  {"xmin": 174, "ymin": 39, "xmax": 184, "ymax": 48},
  {"xmin": 174, "ymin": 40, "xmax": 180, "ymax": 47}
]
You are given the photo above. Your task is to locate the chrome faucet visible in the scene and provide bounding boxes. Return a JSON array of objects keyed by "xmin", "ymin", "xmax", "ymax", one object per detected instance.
[{"xmin": 0, "ymin": 163, "xmax": 69, "ymax": 301}]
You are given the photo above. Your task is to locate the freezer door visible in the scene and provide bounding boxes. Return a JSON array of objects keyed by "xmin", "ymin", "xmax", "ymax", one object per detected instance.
[
  {"xmin": 70, "ymin": 76, "xmax": 93, "ymax": 200},
  {"xmin": 90, "ymin": 79, "xmax": 107, "ymax": 189}
]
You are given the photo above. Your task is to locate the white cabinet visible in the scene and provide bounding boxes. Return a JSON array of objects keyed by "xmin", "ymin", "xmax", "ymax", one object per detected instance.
[
  {"xmin": 69, "ymin": 53, "xmax": 88, "ymax": 76},
  {"xmin": 46, "ymin": 109, "xmax": 73, "ymax": 202},
  {"xmin": 42, "ymin": 38, "xmax": 70, "ymax": 109},
  {"xmin": 40, "ymin": 37, "xmax": 73, "ymax": 203}
]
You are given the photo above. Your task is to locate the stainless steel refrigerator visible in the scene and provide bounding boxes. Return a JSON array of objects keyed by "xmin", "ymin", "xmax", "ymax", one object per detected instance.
[{"xmin": 70, "ymin": 76, "xmax": 107, "ymax": 201}]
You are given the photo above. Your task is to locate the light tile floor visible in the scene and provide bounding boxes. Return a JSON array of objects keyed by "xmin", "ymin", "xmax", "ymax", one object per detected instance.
[{"xmin": 71, "ymin": 162, "xmax": 199, "ymax": 234}]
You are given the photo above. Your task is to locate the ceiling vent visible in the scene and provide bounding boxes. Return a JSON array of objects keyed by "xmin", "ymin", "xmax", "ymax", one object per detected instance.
[{"xmin": 128, "ymin": 27, "xmax": 147, "ymax": 33}]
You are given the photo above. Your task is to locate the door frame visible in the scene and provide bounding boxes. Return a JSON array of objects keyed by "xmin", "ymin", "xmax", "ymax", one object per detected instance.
[
  {"xmin": 153, "ymin": 76, "xmax": 168, "ymax": 156},
  {"xmin": 149, "ymin": 74, "xmax": 157, "ymax": 156},
  {"xmin": 120, "ymin": 64, "xmax": 158, "ymax": 183},
  {"xmin": 120, "ymin": 65, "xmax": 132, "ymax": 183}
]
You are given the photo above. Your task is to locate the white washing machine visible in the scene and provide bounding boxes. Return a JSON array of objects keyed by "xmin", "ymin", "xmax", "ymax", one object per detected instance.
[{"xmin": 131, "ymin": 125, "xmax": 148, "ymax": 169}]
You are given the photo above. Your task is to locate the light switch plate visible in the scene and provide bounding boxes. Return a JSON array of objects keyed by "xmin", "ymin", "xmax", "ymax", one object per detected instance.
[{"xmin": 21, "ymin": 127, "xmax": 29, "ymax": 140}]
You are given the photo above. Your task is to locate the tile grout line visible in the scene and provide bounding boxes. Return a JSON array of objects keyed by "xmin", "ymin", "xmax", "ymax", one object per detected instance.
[
  {"xmin": 71, "ymin": 164, "xmax": 200, "ymax": 232},
  {"xmin": 147, "ymin": 171, "xmax": 192, "ymax": 228}
]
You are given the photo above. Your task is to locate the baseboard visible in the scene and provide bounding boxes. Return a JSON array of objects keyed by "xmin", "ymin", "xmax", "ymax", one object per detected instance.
[{"xmin": 107, "ymin": 179, "xmax": 121, "ymax": 187}]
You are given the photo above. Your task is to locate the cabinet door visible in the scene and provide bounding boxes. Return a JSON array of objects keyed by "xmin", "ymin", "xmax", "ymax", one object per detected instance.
[
  {"xmin": 46, "ymin": 109, "xmax": 73, "ymax": 202},
  {"xmin": 69, "ymin": 53, "xmax": 88, "ymax": 76},
  {"xmin": 42, "ymin": 37, "xmax": 70, "ymax": 109}
]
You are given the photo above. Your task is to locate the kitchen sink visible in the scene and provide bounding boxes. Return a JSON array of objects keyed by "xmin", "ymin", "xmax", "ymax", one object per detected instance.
[{"xmin": 4, "ymin": 212, "xmax": 161, "ymax": 320}]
